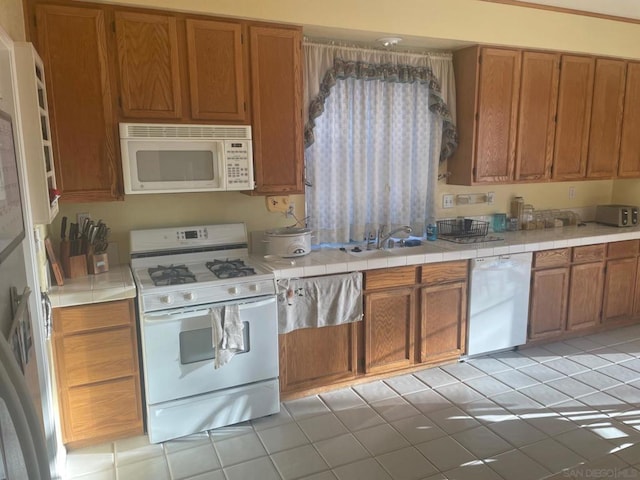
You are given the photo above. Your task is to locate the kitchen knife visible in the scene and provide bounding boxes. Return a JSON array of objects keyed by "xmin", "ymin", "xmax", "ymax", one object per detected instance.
[
  {"xmin": 61, "ymin": 216, "xmax": 67, "ymax": 240},
  {"xmin": 59, "ymin": 216, "xmax": 70, "ymax": 273}
]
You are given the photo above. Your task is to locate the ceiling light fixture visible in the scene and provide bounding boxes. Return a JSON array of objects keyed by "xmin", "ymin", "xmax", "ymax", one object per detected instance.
[{"xmin": 377, "ymin": 37, "xmax": 403, "ymax": 47}]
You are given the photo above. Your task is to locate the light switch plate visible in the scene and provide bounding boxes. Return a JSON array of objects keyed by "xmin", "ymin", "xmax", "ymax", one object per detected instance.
[{"xmin": 442, "ymin": 194, "xmax": 455, "ymax": 209}]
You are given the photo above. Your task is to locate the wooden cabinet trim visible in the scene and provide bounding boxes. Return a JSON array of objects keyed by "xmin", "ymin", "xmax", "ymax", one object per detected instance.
[
  {"xmin": 420, "ymin": 261, "xmax": 468, "ymax": 285},
  {"xmin": 533, "ymin": 248, "xmax": 570, "ymax": 268},
  {"xmin": 365, "ymin": 266, "xmax": 418, "ymax": 290},
  {"xmin": 572, "ymin": 244, "xmax": 606, "ymax": 263},
  {"xmin": 607, "ymin": 240, "xmax": 640, "ymax": 259}
]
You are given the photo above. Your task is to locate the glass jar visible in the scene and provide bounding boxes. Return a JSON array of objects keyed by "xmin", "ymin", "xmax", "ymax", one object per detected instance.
[{"xmin": 510, "ymin": 197, "xmax": 524, "ymax": 228}]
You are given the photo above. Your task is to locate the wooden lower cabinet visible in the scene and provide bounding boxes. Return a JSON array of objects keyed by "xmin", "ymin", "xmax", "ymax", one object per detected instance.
[
  {"xmin": 279, "ymin": 263, "xmax": 468, "ymax": 397},
  {"xmin": 278, "ymin": 322, "xmax": 358, "ymax": 394},
  {"xmin": 52, "ymin": 299, "xmax": 143, "ymax": 448},
  {"xmin": 528, "ymin": 266, "xmax": 570, "ymax": 340},
  {"xmin": 364, "ymin": 287, "xmax": 416, "ymax": 374},
  {"xmin": 602, "ymin": 257, "xmax": 638, "ymax": 324},
  {"xmin": 420, "ymin": 281, "xmax": 467, "ymax": 363},
  {"xmin": 566, "ymin": 261, "xmax": 605, "ymax": 331}
]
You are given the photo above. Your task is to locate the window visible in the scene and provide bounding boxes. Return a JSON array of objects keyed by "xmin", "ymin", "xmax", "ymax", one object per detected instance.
[{"xmin": 303, "ymin": 43, "xmax": 457, "ymax": 244}]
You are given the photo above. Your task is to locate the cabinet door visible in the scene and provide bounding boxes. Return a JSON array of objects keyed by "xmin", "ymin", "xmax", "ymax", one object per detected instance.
[
  {"xmin": 364, "ymin": 287, "xmax": 416, "ymax": 374},
  {"xmin": 35, "ymin": 4, "xmax": 121, "ymax": 201},
  {"xmin": 420, "ymin": 281, "xmax": 467, "ymax": 363},
  {"xmin": 586, "ymin": 58, "xmax": 626, "ymax": 179},
  {"xmin": 278, "ymin": 323, "xmax": 358, "ymax": 395},
  {"xmin": 619, "ymin": 62, "xmax": 640, "ymax": 178},
  {"xmin": 552, "ymin": 56, "xmax": 594, "ymax": 180},
  {"xmin": 186, "ymin": 19, "xmax": 248, "ymax": 121},
  {"xmin": 602, "ymin": 257, "xmax": 637, "ymax": 324},
  {"xmin": 567, "ymin": 262, "xmax": 604, "ymax": 331},
  {"xmin": 114, "ymin": 11, "xmax": 182, "ymax": 119},
  {"xmin": 528, "ymin": 267, "xmax": 569, "ymax": 340},
  {"xmin": 474, "ymin": 48, "xmax": 521, "ymax": 183},
  {"xmin": 249, "ymin": 25, "xmax": 303, "ymax": 194},
  {"xmin": 514, "ymin": 51, "xmax": 559, "ymax": 181}
]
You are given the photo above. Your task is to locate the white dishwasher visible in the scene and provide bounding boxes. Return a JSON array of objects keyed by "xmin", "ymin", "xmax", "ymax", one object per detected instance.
[{"xmin": 466, "ymin": 252, "xmax": 532, "ymax": 357}]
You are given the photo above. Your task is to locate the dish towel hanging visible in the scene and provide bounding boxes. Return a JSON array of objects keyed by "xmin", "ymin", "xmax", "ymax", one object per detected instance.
[
  {"xmin": 210, "ymin": 304, "xmax": 244, "ymax": 369},
  {"xmin": 277, "ymin": 272, "xmax": 363, "ymax": 334}
]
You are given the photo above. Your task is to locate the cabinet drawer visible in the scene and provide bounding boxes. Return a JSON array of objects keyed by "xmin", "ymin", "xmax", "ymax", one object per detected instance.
[
  {"xmin": 64, "ymin": 376, "xmax": 142, "ymax": 443},
  {"xmin": 607, "ymin": 240, "xmax": 640, "ymax": 259},
  {"xmin": 533, "ymin": 248, "xmax": 570, "ymax": 268},
  {"xmin": 572, "ymin": 244, "xmax": 606, "ymax": 263},
  {"xmin": 57, "ymin": 327, "xmax": 137, "ymax": 387},
  {"xmin": 54, "ymin": 300, "xmax": 133, "ymax": 334},
  {"xmin": 365, "ymin": 266, "xmax": 417, "ymax": 290},
  {"xmin": 421, "ymin": 261, "xmax": 468, "ymax": 285}
]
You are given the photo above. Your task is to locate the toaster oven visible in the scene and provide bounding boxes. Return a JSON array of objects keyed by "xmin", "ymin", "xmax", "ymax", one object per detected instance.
[{"xmin": 595, "ymin": 205, "xmax": 639, "ymax": 227}]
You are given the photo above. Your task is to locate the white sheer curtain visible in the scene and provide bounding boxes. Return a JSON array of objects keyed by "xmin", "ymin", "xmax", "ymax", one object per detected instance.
[{"xmin": 303, "ymin": 41, "xmax": 456, "ymax": 244}]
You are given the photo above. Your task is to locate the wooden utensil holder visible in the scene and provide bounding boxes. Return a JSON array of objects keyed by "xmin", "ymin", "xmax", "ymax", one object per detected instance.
[
  {"xmin": 64, "ymin": 254, "xmax": 88, "ymax": 279},
  {"xmin": 88, "ymin": 252, "xmax": 109, "ymax": 274}
]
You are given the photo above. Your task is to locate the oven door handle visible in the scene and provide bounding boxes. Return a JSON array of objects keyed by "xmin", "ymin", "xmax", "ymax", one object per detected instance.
[{"xmin": 144, "ymin": 295, "xmax": 276, "ymax": 323}]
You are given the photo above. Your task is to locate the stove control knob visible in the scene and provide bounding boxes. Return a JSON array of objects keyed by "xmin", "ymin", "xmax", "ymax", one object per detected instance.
[
  {"xmin": 249, "ymin": 284, "xmax": 260, "ymax": 292},
  {"xmin": 160, "ymin": 295, "xmax": 173, "ymax": 305},
  {"xmin": 228, "ymin": 287, "xmax": 239, "ymax": 295},
  {"xmin": 183, "ymin": 292, "xmax": 196, "ymax": 301}
]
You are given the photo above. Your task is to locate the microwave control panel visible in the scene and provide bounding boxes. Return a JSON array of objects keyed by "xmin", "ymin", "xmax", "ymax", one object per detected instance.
[{"xmin": 225, "ymin": 140, "xmax": 253, "ymax": 190}]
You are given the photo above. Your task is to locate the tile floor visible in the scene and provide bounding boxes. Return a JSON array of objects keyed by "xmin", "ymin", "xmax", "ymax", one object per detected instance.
[{"xmin": 66, "ymin": 325, "xmax": 640, "ymax": 480}]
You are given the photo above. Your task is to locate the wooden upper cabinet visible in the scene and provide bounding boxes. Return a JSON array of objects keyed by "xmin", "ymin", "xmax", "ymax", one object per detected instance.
[
  {"xmin": 249, "ymin": 25, "xmax": 303, "ymax": 194},
  {"xmin": 474, "ymin": 48, "xmax": 521, "ymax": 183},
  {"xmin": 114, "ymin": 11, "xmax": 182, "ymax": 119},
  {"xmin": 514, "ymin": 51, "xmax": 559, "ymax": 181},
  {"xmin": 552, "ymin": 56, "xmax": 595, "ymax": 180},
  {"xmin": 619, "ymin": 62, "xmax": 640, "ymax": 178},
  {"xmin": 586, "ymin": 58, "xmax": 627, "ymax": 179},
  {"xmin": 186, "ymin": 19, "xmax": 248, "ymax": 122},
  {"xmin": 34, "ymin": 4, "xmax": 122, "ymax": 201}
]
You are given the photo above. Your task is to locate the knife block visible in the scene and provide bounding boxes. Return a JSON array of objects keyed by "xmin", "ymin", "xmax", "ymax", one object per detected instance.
[
  {"xmin": 88, "ymin": 252, "xmax": 109, "ymax": 274},
  {"xmin": 63, "ymin": 255, "xmax": 88, "ymax": 279}
]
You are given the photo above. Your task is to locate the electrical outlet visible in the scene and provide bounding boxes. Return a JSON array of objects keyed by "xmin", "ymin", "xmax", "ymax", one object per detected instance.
[
  {"xmin": 569, "ymin": 186, "xmax": 576, "ymax": 200},
  {"xmin": 487, "ymin": 192, "xmax": 495, "ymax": 205},
  {"xmin": 266, "ymin": 195, "xmax": 290, "ymax": 213},
  {"xmin": 77, "ymin": 212, "xmax": 91, "ymax": 226},
  {"xmin": 442, "ymin": 194, "xmax": 455, "ymax": 209}
]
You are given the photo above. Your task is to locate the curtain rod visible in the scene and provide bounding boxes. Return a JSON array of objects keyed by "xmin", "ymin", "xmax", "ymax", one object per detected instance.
[{"xmin": 303, "ymin": 37, "xmax": 453, "ymax": 59}]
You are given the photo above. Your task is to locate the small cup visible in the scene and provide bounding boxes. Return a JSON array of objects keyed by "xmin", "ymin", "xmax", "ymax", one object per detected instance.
[{"xmin": 492, "ymin": 213, "xmax": 507, "ymax": 233}]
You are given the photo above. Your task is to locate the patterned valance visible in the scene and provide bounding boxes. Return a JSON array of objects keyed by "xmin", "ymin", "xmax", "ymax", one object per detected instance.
[{"xmin": 305, "ymin": 57, "xmax": 458, "ymax": 161}]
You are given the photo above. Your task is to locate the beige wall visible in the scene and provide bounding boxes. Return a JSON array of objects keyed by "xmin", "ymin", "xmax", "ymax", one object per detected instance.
[
  {"xmin": 4, "ymin": 0, "xmax": 640, "ymax": 254},
  {"xmin": 0, "ymin": 0, "xmax": 24, "ymax": 41}
]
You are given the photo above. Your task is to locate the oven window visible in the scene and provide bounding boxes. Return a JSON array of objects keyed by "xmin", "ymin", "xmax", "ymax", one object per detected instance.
[
  {"xmin": 179, "ymin": 322, "xmax": 250, "ymax": 365},
  {"xmin": 137, "ymin": 150, "xmax": 215, "ymax": 182}
]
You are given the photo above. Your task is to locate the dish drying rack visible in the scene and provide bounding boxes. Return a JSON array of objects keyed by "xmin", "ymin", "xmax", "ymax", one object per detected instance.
[{"xmin": 437, "ymin": 219, "xmax": 489, "ymax": 238}]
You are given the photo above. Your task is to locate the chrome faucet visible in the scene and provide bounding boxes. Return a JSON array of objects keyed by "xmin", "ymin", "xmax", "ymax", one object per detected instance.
[{"xmin": 376, "ymin": 225, "xmax": 412, "ymax": 249}]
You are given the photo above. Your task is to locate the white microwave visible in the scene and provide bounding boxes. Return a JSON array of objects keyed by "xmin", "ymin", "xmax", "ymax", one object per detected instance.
[{"xmin": 120, "ymin": 123, "xmax": 254, "ymax": 194}]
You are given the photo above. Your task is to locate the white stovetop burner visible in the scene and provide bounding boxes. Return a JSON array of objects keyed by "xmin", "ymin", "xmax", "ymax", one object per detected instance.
[{"xmin": 130, "ymin": 223, "xmax": 276, "ymax": 311}]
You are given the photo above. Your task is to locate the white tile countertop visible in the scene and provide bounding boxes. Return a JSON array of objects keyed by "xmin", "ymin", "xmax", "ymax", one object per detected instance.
[
  {"xmin": 49, "ymin": 264, "xmax": 136, "ymax": 308},
  {"xmin": 259, "ymin": 222, "xmax": 640, "ymax": 279}
]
